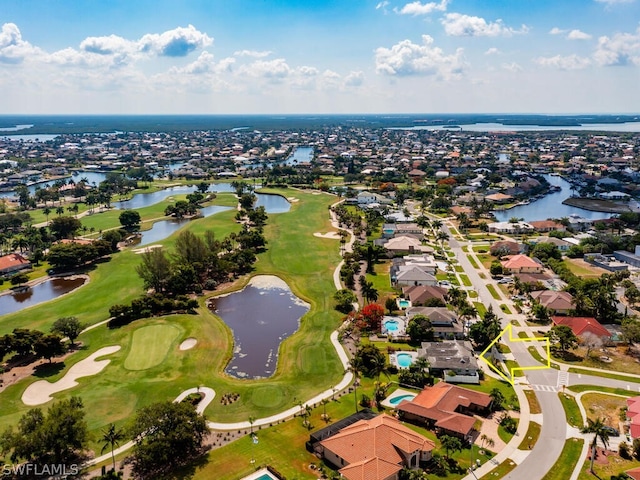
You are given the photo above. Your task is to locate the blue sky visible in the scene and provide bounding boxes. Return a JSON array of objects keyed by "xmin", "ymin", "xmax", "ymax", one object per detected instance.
[{"xmin": 1, "ymin": 0, "xmax": 639, "ymax": 114}]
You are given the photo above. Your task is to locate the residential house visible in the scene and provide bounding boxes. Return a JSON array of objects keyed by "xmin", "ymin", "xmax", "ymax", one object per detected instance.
[
  {"xmin": 392, "ymin": 254, "xmax": 438, "ymax": 275},
  {"xmin": 529, "ymin": 220, "xmax": 566, "ymax": 232},
  {"xmin": 394, "ymin": 266, "xmax": 438, "ymax": 287},
  {"xmin": 397, "ymin": 383, "xmax": 491, "ymax": 441},
  {"xmin": 530, "ymin": 290, "xmax": 575, "ymax": 315},
  {"xmin": 382, "ymin": 236, "xmax": 433, "ymax": 257},
  {"xmin": 613, "ymin": 250, "xmax": 640, "ymax": 268},
  {"xmin": 485, "ymin": 193, "xmax": 513, "ymax": 204},
  {"xmin": 317, "ymin": 414, "xmax": 436, "ymax": 480},
  {"xmin": 501, "ymin": 255, "xmax": 544, "ymax": 274},
  {"xmin": 356, "ymin": 191, "xmax": 392, "ymax": 206},
  {"xmin": 417, "ymin": 340, "xmax": 480, "ymax": 383},
  {"xmin": 529, "ymin": 236, "xmax": 573, "ymax": 252},
  {"xmin": 488, "ymin": 221, "xmax": 534, "ymax": 234},
  {"xmin": 382, "ymin": 223, "xmax": 423, "ymax": 239},
  {"xmin": 0, "ymin": 253, "xmax": 32, "ymax": 276},
  {"xmin": 551, "ymin": 316, "xmax": 612, "ymax": 341},
  {"xmin": 402, "ymin": 285, "xmax": 448, "ymax": 306},
  {"xmin": 407, "ymin": 307, "xmax": 464, "ymax": 339},
  {"xmin": 490, "ymin": 240, "xmax": 522, "ymax": 257},
  {"xmin": 627, "ymin": 396, "xmax": 640, "ymax": 440}
]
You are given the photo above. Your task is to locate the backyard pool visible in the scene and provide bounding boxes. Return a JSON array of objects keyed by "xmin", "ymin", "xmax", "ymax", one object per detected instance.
[
  {"xmin": 384, "ymin": 319, "xmax": 399, "ymax": 332},
  {"xmin": 381, "ymin": 388, "xmax": 419, "ymax": 409},
  {"xmin": 397, "ymin": 353, "xmax": 414, "ymax": 368},
  {"xmin": 241, "ymin": 468, "xmax": 279, "ymax": 480},
  {"xmin": 397, "ymin": 299, "xmax": 411, "ymax": 309},
  {"xmin": 389, "ymin": 393, "xmax": 417, "ymax": 405}
]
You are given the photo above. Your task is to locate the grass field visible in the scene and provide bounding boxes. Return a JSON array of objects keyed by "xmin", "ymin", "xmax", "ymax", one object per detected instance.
[
  {"xmin": 467, "ymin": 255, "xmax": 479, "ymax": 269},
  {"xmin": 123, "ymin": 324, "xmax": 182, "ymax": 370},
  {"xmin": 558, "ymin": 392, "xmax": 583, "ymax": 428},
  {"xmin": 524, "ymin": 390, "xmax": 542, "ymax": 414},
  {"xmin": 487, "ymin": 284, "xmax": 501, "ymax": 300},
  {"xmin": 0, "ymin": 188, "xmax": 348, "ymax": 474},
  {"xmin": 518, "ymin": 421, "xmax": 541, "ymax": 450},
  {"xmin": 541, "ymin": 438, "xmax": 584, "ymax": 480}
]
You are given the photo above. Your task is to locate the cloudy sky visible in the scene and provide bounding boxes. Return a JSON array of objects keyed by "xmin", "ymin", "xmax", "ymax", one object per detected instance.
[{"xmin": 1, "ymin": 0, "xmax": 639, "ymax": 114}]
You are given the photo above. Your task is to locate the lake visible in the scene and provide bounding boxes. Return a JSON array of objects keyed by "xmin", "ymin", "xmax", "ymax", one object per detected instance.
[
  {"xmin": 285, "ymin": 146, "xmax": 314, "ymax": 165},
  {"xmin": 493, "ymin": 175, "xmax": 613, "ymax": 222},
  {"xmin": 0, "ymin": 277, "xmax": 86, "ymax": 317},
  {"xmin": 209, "ymin": 275, "xmax": 309, "ymax": 379}
]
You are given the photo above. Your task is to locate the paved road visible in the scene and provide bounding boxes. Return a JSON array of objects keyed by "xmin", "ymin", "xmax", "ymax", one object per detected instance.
[{"xmin": 435, "ymin": 220, "xmax": 640, "ymax": 479}]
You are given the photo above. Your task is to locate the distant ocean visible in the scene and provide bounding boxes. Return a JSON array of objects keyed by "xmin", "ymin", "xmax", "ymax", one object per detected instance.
[{"xmin": 1, "ymin": 114, "xmax": 640, "ymax": 135}]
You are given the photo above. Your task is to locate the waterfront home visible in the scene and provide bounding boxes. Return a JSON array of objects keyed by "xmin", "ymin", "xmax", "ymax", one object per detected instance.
[
  {"xmin": 528, "ymin": 236, "xmax": 572, "ymax": 252},
  {"xmin": 490, "ymin": 240, "xmax": 522, "ymax": 257},
  {"xmin": 487, "ymin": 221, "xmax": 534, "ymax": 234},
  {"xmin": 485, "ymin": 193, "xmax": 513, "ymax": 204},
  {"xmin": 317, "ymin": 414, "xmax": 435, "ymax": 480},
  {"xmin": 529, "ymin": 220, "xmax": 566, "ymax": 232},
  {"xmin": 0, "ymin": 253, "xmax": 31, "ymax": 276}
]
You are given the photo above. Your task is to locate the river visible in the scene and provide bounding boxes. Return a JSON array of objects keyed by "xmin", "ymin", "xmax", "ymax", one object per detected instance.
[
  {"xmin": 285, "ymin": 146, "xmax": 314, "ymax": 165},
  {"xmin": 493, "ymin": 175, "xmax": 614, "ymax": 222}
]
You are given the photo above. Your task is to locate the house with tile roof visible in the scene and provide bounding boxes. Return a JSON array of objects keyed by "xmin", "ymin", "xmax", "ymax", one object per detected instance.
[
  {"xmin": 530, "ymin": 291, "xmax": 575, "ymax": 315},
  {"xmin": 317, "ymin": 414, "xmax": 436, "ymax": 480},
  {"xmin": 627, "ymin": 396, "xmax": 640, "ymax": 440},
  {"xmin": 551, "ymin": 316, "xmax": 611, "ymax": 340},
  {"xmin": 393, "ymin": 266, "xmax": 438, "ymax": 287},
  {"xmin": 397, "ymin": 383, "xmax": 491, "ymax": 441},
  {"xmin": 402, "ymin": 285, "xmax": 448, "ymax": 306},
  {"xmin": 0, "ymin": 253, "xmax": 31, "ymax": 276},
  {"xmin": 501, "ymin": 254, "xmax": 544, "ymax": 274}
]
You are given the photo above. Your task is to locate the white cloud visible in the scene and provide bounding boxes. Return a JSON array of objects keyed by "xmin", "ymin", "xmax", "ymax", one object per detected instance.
[
  {"xmin": 375, "ymin": 34, "xmax": 466, "ymax": 79},
  {"xmin": 502, "ymin": 62, "xmax": 523, "ymax": 72},
  {"xmin": 0, "ymin": 23, "xmax": 42, "ymax": 64},
  {"xmin": 139, "ymin": 25, "xmax": 212, "ymax": 57},
  {"xmin": 296, "ymin": 65, "xmax": 319, "ymax": 76},
  {"xmin": 484, "ymin": 47, "xmax": 500, "ymax": 55},
  {"xmin": 549, "ymin": 27, "xmax": 566, "ymax": 35},
  {"xmin": 375, "ymin": 1, "xmax": 390, "ymax": 12},
  {"xmin": 534, "ymin": 54, "xmax": 591, "ymax": 70},
  {"xmin": 233, "ymin": 49, "xmax": 272, "ymax": 58},
  {"xmin": 397, "ymin": 0, "xmax": 449, "ymax": 16},
  {"xmin": 567, "ymin": 29, "xmax": 592, "ymax": 40},
  {"xmin": 442, "ymin": 13, "xmax": 529, "ymax": 37},
  {"xmin": 80, "ymin": 34, "xmax": 136, "ymax": 55},
  {"xmin": 240, "ymin": 58, "xmax": 291, "ymax": 79},
  {"xmin": 344, "ymin": 71, "xmax": 364, "ymax": 86},
  {"xmin": 594, "ymin": 27, "xmax": 640, "ymax": 66}
]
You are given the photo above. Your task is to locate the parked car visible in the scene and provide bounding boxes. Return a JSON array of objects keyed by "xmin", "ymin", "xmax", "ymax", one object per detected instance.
[
  {"xmin": 498, "ymin": 277, "xmax": 514, "ymax": 284},
  {"xmin": 602, "ymin": 426, "xmax": 620, "ymax": 437}
]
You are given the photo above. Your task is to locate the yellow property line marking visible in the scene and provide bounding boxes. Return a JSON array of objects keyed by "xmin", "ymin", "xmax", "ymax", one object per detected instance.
[{"xmin": 479, "ymin": 324, "xmax": 550, "ymax": 387}]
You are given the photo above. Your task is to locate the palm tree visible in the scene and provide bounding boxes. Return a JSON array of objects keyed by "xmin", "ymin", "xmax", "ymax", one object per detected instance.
[
  {"xmin": 56, "ymin": 206, "xmax": 64, "ymax": 216},
  {"xmin": 43, "ymin": 206, "xmax": 51, "ymax": 225},
  {"xmin": 249, "ymin": 416, "xmax": 255, "ymax": 435},
  {"xmin": 581, "ymin": 417, "xmax": 611, "ymax": 473},
  {"xmin": 347, "ymin": 357, "xmax": 363, "ymax": 413},
  {"xmin": 100, "ymin": 423, "xmax": 126, "ymax": 472}
]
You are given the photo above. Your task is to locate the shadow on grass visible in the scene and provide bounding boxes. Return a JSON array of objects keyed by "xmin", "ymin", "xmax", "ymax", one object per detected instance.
[{"xmin": 33, "ymin": 361, "xmax": 66, "ymax": 378}]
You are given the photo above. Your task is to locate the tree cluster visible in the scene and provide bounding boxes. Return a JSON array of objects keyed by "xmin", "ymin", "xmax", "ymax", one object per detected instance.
[
  {"xmin": 0, "ymin": 328, "xmax": 66, "ymax": 364},
  {"xmin": 47, "ymin": 239, "xmax": 115, "ymax": 271},
  {"xmin": 108, "ymin": 294, "xmax": 199, "ymax": 328}
]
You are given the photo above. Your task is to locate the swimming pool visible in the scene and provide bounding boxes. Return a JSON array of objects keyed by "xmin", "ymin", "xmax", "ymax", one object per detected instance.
[
  {"xmin": 397, "ymin": 352, "xmax": 414, "ymax": 367},
  {"xmin": 397, "ymin": 299, "xmax": 410, "ymax": 308},
  {"xmin": 389, "ymin": 393, "xmax": 416, "ymax": 405},
  {"xmin": 384, "ymin": 320, "xmax": 399, "ymax": 332},
  {"xmin": 242, "ymin": 468, "xmax": 279, "ymax": 480}
]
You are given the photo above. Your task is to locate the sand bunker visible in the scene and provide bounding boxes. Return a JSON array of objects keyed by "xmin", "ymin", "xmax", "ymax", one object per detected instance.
[
  {"xmin": 247, "ymin": 275, "xmax": 289, "ymax": 290},
  {"xmin": 313, "ymin": 232, "xmax": 340, "ymax": 239},
  {"xmin": 179, "ymin": 338, "xmax": 198, "ymax": 351},
  {"xmin": 133, "ymin": 245, "xmax": 163, "ymax": 254},
  {"xmin": 21, "ymin": 345, "xmax": 121, "ymax": 406},
  {"xmin": 287, "ymin": 197, "xmax": 299, "ymax": 202}
]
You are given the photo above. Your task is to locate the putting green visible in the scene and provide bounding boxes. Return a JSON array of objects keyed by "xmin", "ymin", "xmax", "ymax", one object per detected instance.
[
  {"xmin": 251, "ymin": 385, "xmax": 285, "ymax": 409},
  {"xmin": 124, "ymin": 324, "xmax": 182, "ymax": 371}
]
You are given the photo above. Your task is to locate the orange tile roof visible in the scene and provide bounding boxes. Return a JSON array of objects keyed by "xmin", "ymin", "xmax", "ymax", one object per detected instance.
[
  {"xmin": 320, "ymin": 414, "xmax": 435, "ymax": 476},
  {"xmin": 551, "ymin": 316, "xmax": 610, "ymax": 338},
  {"xmin": 339, "ymin": 457, "xmax": 402, "ymax": 480},
  {"xmin": 397, "ymin": 383, "xmax": 491, "ymax": 436},
  {"xmin": 0, "ymin": 253, "xmax": 30, "ymax": 272},
  {"xmin": 501, "ymin": 254, "xmax": 541, "ymax": 270}
]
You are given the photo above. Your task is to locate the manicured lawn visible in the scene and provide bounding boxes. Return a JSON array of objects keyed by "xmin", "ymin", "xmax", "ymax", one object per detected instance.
[
  {"xmin": 524, "ymin": 390, "xmax": 542, "ymax": 414},
  {"xmin": 563, "ymin": 345, "xmax": 640, "ymax": 376},
  {"xmin": 518, "ymin": 332, "xmax": 529, "ymax": 339},
  {"xmin": 366, "ymin": 261, "xmax": 396, "ymax": 299},
  {"xmin": 474, "ymin": 302, "xmax": 487, "ymax": 319},
  {"xmin": 505, "ymin": 359, "xmax": 524, "ymax": 377},
  {"xmin": 0, "ymin": 188, "xmax": 349, "ymax": 474},
  {"xmin": 479, "ymin": 459, "xmax": 517, "ymax": 479},
  {"xmin": 460, "ymin": 274, "xmax": 472, "ymax": 287},
  {"xmin": 123, "ymin": 324, "xmax": 182, "ymax": 370},
  {"xmin": 498, "ymin": 419, "xmax": 518, "ymax": 443},
  {"xmin": 570, "ymin": 385, "xmax": 637, "ymax": 396},
  {"xmin": 558, "ymin": 392, "xmax": 583, "ymax": 428},
  {"xmin": 518, "ymin": 421, "xmax": 541, "ymax": 450},
  {"xmin": 576, "ymin": 451, "xmax": 640, "ymax": 479},
  {"xmin": 567, "ymin": 367, "xmax": 640, "ymax": 383},
  {"xmin": 487, "ymin": 284, "xmax": 501, "ymax": 300},
  {"xmin": 563, "ymin": 258, "xmax": 607, "ymax": 279},
  {"xmin": 466, "ymin": 255, "xmax": 479, "ymax": 269},
  {"xmin": 500, "ymin": 304, "xmax": 512, "ymax": 314},
  {"xmin": 465, "ymin": 378, "xmax": 518, "ymax": 410},
  {"xmin": 541, "ymin": 438, "xmax": 584, "ymax": 480}
]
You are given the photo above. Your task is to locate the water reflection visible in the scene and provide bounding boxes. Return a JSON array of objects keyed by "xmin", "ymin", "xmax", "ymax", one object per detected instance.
[
  {"xmin": 0, "ymin": 277, "xmax": 86, "ymax": 316},
  {"xmin": 493, "ymin": 175, "xmax": 614, "ymax": 222},
  {"xmin": 210, "ymin": 276, "xmax": 309, "ymax": 379}
]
